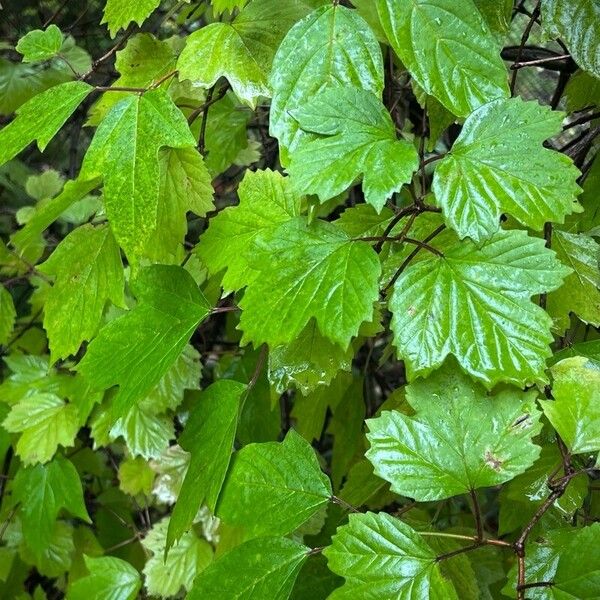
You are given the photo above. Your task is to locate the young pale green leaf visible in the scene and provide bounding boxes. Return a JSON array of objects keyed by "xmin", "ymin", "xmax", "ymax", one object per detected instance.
[
  {"xmin": 80, "ymin": 90, "xmax": 195, "ymax": 261},
  {"xmin": 196, "ymin": 169, "xmax": 302, "ymax": 293},
  {"xmin": 269, "ymin": 4, "xmax": 384, "ymax": 163},
  {"xmin": 38, "ymin": 224, "xmax": 125, "ymax": 363},
  {"xmin": 366, "ymin": 365, "xmax": 542, "ymax": 501},
  {"xmin": 432, "ymin": 98, "xmax": 582, "ymax": 243},
  {"xmin": 150, "ymin": 444, "xmax": 190, "ymax": 504},
  {"xmin": 3, "ymin": 393, "xmax": 80, "ymax": 465},
  {"xmin": 188, "ymin": 537, "xmax": 309, "ymax": 600},
  {"xmin": 0, "ymin": 286, "xmax": 16, "ymax": 345},
  {"xmin": 67, "ymin": 556, "xmax": 141, "ymax": 600},
  {"xmin": 239, "ymin": 218, "xmax": 381, "ymax": 349},
  {"xmin": 324, "ymin": 512, "xmax": 458, "ymax": 599},
  {"xmin": 0, "ymin": 81, "xmax": 93, "ymax": 168},
  {"xmin": 78, "ymin": 265, "xmax": 211, "ymax": 418},
  {"xmin": 178, "ymin": 0, "xmax": 324, "ymax": 108},
  {"xmin": 268, "ymin": 320, "xmax": 353, "ymax": 396},
  {"xmin": 143, "ymin": 517, "xmax": 213, "ymax": 598},
  {"xmin": 167, "ymin": 379, "xmax": 246, "ymax": 550},
  {"xmin": 16, "ymin": 25, "xmax": 63, "ymax": 63},
  {"xmin": 389, "ymin": 225, "xmax": 570, "ymax": 388},
  {"xmin": 541, "ymin": 0, "xmax": 600, "ymax": 79},
  {"xmin": 212, "ymin": 0, "xmax": 248, "ymax": 14},
  {"xmin": 547, "ymin": 231, "xmax": 600, "ymax": 331},
  {"xmin": 218, "ymin": 429, "xmax": 332, "ymax": 539},
  {"xmin": 142, "ymin": 147, "xmax": 214, "ymax": 264},
  {"xmin": 118, "ymin": 456, "xmax": 155, "ymax": 496},
  {"xmin": 542, "ymin": 357, "xmax": 600, "ymax": 454},
  {"xmin": 288, "ymin": 87, "xmax": 418, "ymax": 212},
  {"xmin": 376, "ymin": 0, "xmax": 509, "ymax": 117},
  {"xmin": 101, "ymin": 0, "xmax": 161, "ymax": 37},
  {"xmin": 12, "ymin": 456, "xmax": 90, "ymax": 561}
]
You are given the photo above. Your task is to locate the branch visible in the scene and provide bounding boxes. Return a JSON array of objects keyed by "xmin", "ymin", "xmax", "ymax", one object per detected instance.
[{"xmin": 510, "ymin": 1, "xmax": 542, "ymax": 94}]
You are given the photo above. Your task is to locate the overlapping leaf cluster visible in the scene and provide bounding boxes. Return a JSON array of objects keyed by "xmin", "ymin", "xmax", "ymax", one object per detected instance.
[{"xmin": 0, "ymin": 0, "xmax": 599, "ymax": 599}]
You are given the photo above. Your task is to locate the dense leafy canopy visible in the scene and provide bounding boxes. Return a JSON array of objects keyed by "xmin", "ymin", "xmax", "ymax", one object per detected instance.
[{"xmin": 0, "ymin": 1, "xmax": 599, "ymax": 599}]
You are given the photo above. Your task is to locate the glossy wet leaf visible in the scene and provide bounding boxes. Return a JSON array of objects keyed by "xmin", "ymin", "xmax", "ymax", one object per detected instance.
[
  {"xmin": 38, "ymin": 224, "xmax": 125, "ymax": 363},
  {"xmin": 188, "ymin": 537, "xmax": 308, "ymax": 600},
  {"xmin": 432, "ymin": 98, "xmax": 582, "ymax": 243},
  {"xmin": 324, "ymin": 512, "xmax": 458, "ymax": 599},
  {"xmin": 196, "ymin": 169, "xmax": 302, "ymax": 293},
  {"xmin": 542, "ymin": 357, "xmax": 600, "ymax": 454},
  {"xmin": 366, "ymin": 365, "xmax": 542, "ymax": 501},
  {"xmin": 389, "ymin": 225, "xmax": 570, "ymax": 387},
  {"xmin": 80, "ymin": 90, "xmax": 195, "ymax": 261},
  {"xmin": 67, "ymin": 556, "xmax": 141, "ymax": 600},
  {"xmin": 376, "ymin": 0, "xmax": 509, "ymax": 117},
  {"xmin": 269, "ymin": 4, "xmax": 384, "ymax": 162},
  {"xmin": 288, "ymin": 87, "xmax": 418, "ymax": 212},
  {"xmin": 167, "ymin": 379, "xmax": 246, "ymax": 550},
  {"xmin": 218, "ymin": 430, "xmax": 332, "ymax": 539},
  {"xmin": 239, "ymin": 217, "xmax": 381, "ymax": 349},
  {"xmin": 0, "ymin": 81, "xmax": 93, "ymax": 168},
  {"xmin": 102, "ymin": 0, "xmax": 161, "ymax": 37},
  {"xmin": 78, "ymin": 265, "xmax": 211, "ymax": 418}
]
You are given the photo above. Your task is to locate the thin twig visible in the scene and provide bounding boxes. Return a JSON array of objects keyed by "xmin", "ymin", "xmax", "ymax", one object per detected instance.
[
  {"xmin": 510, "ymin": 1, "xmax": 541, "ymax": 95},
  {"xmin": 470, "ymin": 489, "xmax": 484, "ymax": 541}
]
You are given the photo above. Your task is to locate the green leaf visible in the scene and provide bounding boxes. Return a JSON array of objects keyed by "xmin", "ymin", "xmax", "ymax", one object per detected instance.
[
  {"xmin": 38, "ymin": 224, "xmax": 125, "ymax": 363},
  {"xmin": 547, "ymin": 231, "xmax": 600, "ymax": 331},
  {"xmin": 288, "ymin": 87, "xmax": 418, "ymax": 212},
  {"xmin": 542, "ymin": 356, "xmax": 600, "ymax": 454},
  {"xmin": 432, "ymin": 98, "xmax": 582, "ymax": 243},
  {"xmin": 366, "ymin": 364, "xmax": 542, "ymax": 501},
  {"xmin": 80, "ymin": 90, "xmax": 195, "ymax": 261},
  {"xmin": 541, "ymin": 0, "xmax": 600, "ymax": 79},
  {"xmin": 0, "ymin": 81, "xmax": 93, "ymax": 168},
  {"xmin": 239, "ymin": 218, "xmax": 381, "ymax": 349},
  {"xmin": 269, "ymin": 4, "xmax": 384, "ymax": 163},
  {"xmin": 211, "ymin": 0, "xmax": 248, "ymax": 14},
  {"xmin": 78, "ymin": 265, "xmax": 211, "ymax": 417},
  {"xmin": 389, "ymin": 224, "xmax": 570, "ymax": 387},
  {"xmin": 188, "ymin": 537, "xmax": 308, "ymax": 600},
  {"xmin": 3, "ymin": 392, "xmax": 80, "ymax": 465},
  {"xmin": 67, "ymin": 556, "xmax": 141, "ymax": 600},
  {"xmin": 16, "ymin": 25, "xmax": 63, "ymax": 63},
  {"xmin": 19, "ymin": 520, "xmax": 75, "ymax": 577},
  {"xmin": 142, "ymin": 147, "xmax": 214, "ymax": 263},
  {"xmin": 118, "ymin": 456, "xmax": 155, "ymax": 496},
  {"xmin": 473, "ymin": 0, "xmax": 513, "ymax": 39},
  {"xmin": 12, "ymin": 456, "xmax": 90, "ymax": 561},
  {"xmin": 218, "ymin": 429, "xmax": 332, "ymax": 539},
  {"xmin": 142, "ymin": 518, "xmax": 213, "ymax": 599},
  {"xmin": 167, "ymin": 379, "xmax": 246, "ymax": 550},
  {"xmin": 101, "ymin": 0, "xmax": 161, "ymax": 37},
  {"xmin": 150, "ymin": 444, "xmax": 190, "ymax": 504},
  {"xmin": 565, "ymin": 71, "xmax": 600, "ymax": 112},
  {"xmin": 376, "ymin": 0, "xmax": 509, "ymax": 117},
  {"xmin": 196, "ymin": 169, "xmax": 302, "ymax": 293},
  {"xmin": 324, "ymin": 512, "xmax": 458, "ymax": 599},
  {"xmin": 0, "ymin": 286, "xmax": 16, "ymax": 345},
  {"xmin": 178, "ymin": 0, "xmax": 323, "ymax": 108},
  {"xmin": 268, "ymin": 320, "xmax": 353, "ymax": 396}
]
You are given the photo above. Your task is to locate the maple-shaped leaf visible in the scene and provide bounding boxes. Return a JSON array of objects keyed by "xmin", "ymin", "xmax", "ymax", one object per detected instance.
[
  {"xmin": 288, "ymin": 87, "xmax": 418, "ymax": 212},
  {"xmin": 547, "ymin": 230, "xmax": 600, "ymax": 331},
  {"xmin": 101, "ymin": 0, "xmax": 161, "ymax": 37},
  {"xmin": 12, "ymin": 456, "xmax": 90, "ymax": 562},
  {"xmin": 269, "ymin": 4, "xmax": 384, "ymax": 163},
  {"xmin": 38, "ymin": 223, "xmax": 125, "ymax": 363},
  {"xmin": 80, "ymin": 89, "xmax": 195, "ymax": 261},
  {"xmin": 376, "ymin": 0, "xmax": 509, "ymax": 117},
  {"xmin": 188, "ymin": 537, "xmax": 308, "ymax": 600},
  {"xmin": 389, "ymin": 222, "xmax": 570, "ymax": 387},
  {"xmin": 16, "ymin": 25, "xmax": 63, "ymax": 63},
  {"xmin": 432, "ymin": 98, "xmax": 582, "ymax": 243},
  {"xmin": 324, "ymin": 512, "xmax": 458, "ymax": 599},
  {"xmin": 196, "ymin": 169, "xmax": 302, "ymax": 293},
  {"xmin": 177, "ymin": 0, "xmax": 326, "ymax": 108},
  {"xmin": 366, "ymin": 364, "xmax": 542, "ymax": 501},
  {"xmin": 238, "ymin": 217, "xmax": 381, "ymax": 349},
  {"xmin": 78, "ymin": 265, "xmax": 211, "ymax": 418},
  {"xmin": 218, "ymin": 429, "xmax": 332, "ymax": 539},
  {"xmin": 0, "ymin": 81, "xmax": 93, "ymax": 168}
]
